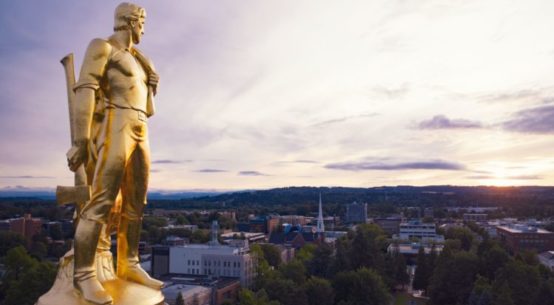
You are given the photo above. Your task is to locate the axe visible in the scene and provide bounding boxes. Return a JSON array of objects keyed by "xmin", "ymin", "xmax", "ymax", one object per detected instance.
[{"xmin": 56, "ymin": 54, "xmax": 91, "ymax": 209}]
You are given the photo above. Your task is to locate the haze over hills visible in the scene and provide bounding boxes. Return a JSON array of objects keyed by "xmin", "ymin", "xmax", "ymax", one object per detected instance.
[
  {"xmin": 0, "ymin": 186, "xmax": 225, "ymax": 200},
  {"xmin": 4, "ymin": 185, "xmax": 554, "ymax": 210}
]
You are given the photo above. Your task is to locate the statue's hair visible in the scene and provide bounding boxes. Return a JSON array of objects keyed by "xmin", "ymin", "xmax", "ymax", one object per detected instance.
[{"xmin": 113, "ymin": 2, "xmax": 146, "ymax": 31}]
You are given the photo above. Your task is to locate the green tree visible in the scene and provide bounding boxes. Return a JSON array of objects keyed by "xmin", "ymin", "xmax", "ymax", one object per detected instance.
[
  {"xmin": 175, "ymin": 292, "xmax": 185, "ymax": 305},
  {"xmin": 0, "ymin": 231, "xmax": 26, "ymax": 256},
  {"xmin": 333, "ymin": 268, "xmax": 391, "ymax": 305},
  {"xmin": 304, "ymin": 277, "xmax": 334, "ymax": 305},
  {"xmin": 308, "ymin": 243, "xmax": 333, "ymax": 278},
  {"xmin": 393, "ymin": 251, "xmax": 409, "ymax": 289},
  {"xmin": 428, "ymin": 251, "xmax": 479, "ymax": 305},
  {"xmin": 413, "ymin": 247, "xmax": 429, "ymax": 291},
  {"xmin": 190, "ymin": 229, "xmax": 210, "ymax": 243},
  {"xmin": 349, "ymin": 225, "xmax": 385, "ymax": 273},
  {"xmin": 265, "ymin": 277, "xmax": 308, "ymax": 305},
  {"xmin": 534, "ymin": 278, "xmax": 554, "ymax": 305},
  {"xmin": 176, "ymin": 215, "xmax": 189, "ymax": 225},
  {"xmin": 445, "ymin": 227, "xmax": 474, "ymax": 251},
  {"xmin": 238, "ymin": 289, "xmax": 280, "ymax": 305},
  {"xmin": 480, "ymin": 245, "xmax": 511, "ymax": 280},
  {"xmin": 492, "ymin": 261, "xmax": 540, "ymax": 305},
  {"xmin": 332, "ymin": 237, "xmax": 351, "ymax": 274},
  {"xmin": 468, "ymin": 276, "xmax": 492, "ymax": 305},
  {"xmin": 296, "ymin": 244, "xmax": 316, "ymax": 263},
  {"xmin": 2, "ymin": 246, "xmax": 56, "ymax": 305},
  {"xmin": 492, "ymin": 282, "xmax": 515, "ymax": 305},
  {"xmin": 279, "ymin": 260, "xmax": 307, "ymax": 285},
  {"xmin": 260, "ymin": 244, "xmax": 282, "ymax": 268}
]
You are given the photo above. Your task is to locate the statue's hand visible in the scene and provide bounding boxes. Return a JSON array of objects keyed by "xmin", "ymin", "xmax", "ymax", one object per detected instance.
[
  {"xmin": 148, "ymin": 72, "xmax": 159, "ymax": 95},
  {"xmin": 67, "ymin": 139, "xmax": 88, "ymax": 172}
]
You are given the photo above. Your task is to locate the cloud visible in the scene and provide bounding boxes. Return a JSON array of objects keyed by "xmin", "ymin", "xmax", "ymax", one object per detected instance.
[
  {"xmin": 152, "ymin": 159, "xmax": 191, "ymax": 164},
  {"xmin": 238, "ymin": 171, "xmax": 269, "ymax": 176},
  {"xmin": 467, "ymin": 174, "xmax": 542, "ymax": 180},
  {"xmin": 325, "ymin": 159, "xmax": 465, "ymax": 171},
  {"xmin": 0, "ymin": 175, "xmax": 54, "ymax": 179},
  {"xmin": 372, "ymin": 84, "xmax": 409, "ymax": 99},
  {"xmin": 417, "ymin": 115, "xmax": 483, "ymax": 130},
  {"xmin": 195, "ymin": 169, "xmax": 228, "ymax": 173},
  {"xmin": 273, "ymin": 160, "xmax": 319, "ymax": 165},
  {"xmin": 502, "ymin": 104, "xmax": 554, "ymax": 134},
  {"xmin": 310, "ymin": 113, "xmax": 378, "ymax": 127},
  {"xmin": 481, "ymin": 89, "xmax": 543, "ymax": 103}
]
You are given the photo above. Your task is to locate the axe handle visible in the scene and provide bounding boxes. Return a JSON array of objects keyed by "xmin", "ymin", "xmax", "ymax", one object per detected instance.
[{"xmin": 60, "ymin": 54, "xmax": 87, "ymax": 187}]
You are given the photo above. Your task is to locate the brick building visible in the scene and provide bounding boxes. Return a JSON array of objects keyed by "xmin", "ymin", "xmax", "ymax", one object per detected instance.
[{"xmin": 497, "ymin": 225, "xmax": 554, "ymax": 253}]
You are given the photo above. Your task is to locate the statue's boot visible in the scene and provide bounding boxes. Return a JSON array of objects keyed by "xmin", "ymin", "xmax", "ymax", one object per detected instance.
[
  {"xmin": 74, "ymin": 218, "xmax": 114, "ymax": 305},
  {"xmin": 117, "ymin": 216, "xmax": 164, "ymax": 289}
]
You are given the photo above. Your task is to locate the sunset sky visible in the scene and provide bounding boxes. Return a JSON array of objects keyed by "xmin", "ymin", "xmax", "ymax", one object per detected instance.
[{"xmin": 2, "ymin": 0, "xmax": 554, "ymax": 191}]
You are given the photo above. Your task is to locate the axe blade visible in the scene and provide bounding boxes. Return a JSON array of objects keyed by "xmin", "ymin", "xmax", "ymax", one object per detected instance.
[{"xmin": 56, "ymin": 185, "xmax": 91, "ymax": 205}]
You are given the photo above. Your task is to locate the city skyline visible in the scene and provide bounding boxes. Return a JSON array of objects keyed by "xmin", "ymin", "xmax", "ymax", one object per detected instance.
[{"xmin": 2, "ymin": 0, "xmax": 554, "ymax": 191}]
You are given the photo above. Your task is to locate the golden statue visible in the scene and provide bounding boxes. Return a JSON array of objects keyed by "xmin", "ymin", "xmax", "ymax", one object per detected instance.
[{"xmin": 37, "ymin": 3, "xmax": 164, "ymax": 305}]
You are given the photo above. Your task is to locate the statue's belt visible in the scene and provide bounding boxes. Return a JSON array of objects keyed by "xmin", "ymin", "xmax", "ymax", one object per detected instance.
[{"xmin": 105, "ymin": 104, "xmax": 148, "ymax": 122}]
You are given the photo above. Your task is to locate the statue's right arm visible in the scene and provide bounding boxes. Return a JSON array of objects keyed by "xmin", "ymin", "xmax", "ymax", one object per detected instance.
[{"xmin": 68, "ymin": 39, "xmax": 111, "ymax": 172}]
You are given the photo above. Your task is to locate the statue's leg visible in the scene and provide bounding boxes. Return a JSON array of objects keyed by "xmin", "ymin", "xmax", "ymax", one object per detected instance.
[
  {"xmin": 117, "ymin": 134, "xmax": 163, "ymax": 289},
  {"xmin": 74, "ymin": 109, "xmax": 134, "ymax": 305}
]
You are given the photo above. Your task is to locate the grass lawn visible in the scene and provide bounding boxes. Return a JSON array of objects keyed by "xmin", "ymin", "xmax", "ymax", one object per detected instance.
[{"xmin": 393, "ymin": 292, "xmax": 428, "ymax": 305}]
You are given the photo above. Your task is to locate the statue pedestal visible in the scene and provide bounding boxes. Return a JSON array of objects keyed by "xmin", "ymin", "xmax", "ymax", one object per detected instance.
[{"xmin": 36, "ymin": 250, "xmax": 164, "ymax": 305}]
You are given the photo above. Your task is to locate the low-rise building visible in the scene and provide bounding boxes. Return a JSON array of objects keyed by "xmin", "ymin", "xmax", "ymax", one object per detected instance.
[
  {"xmin": 220, "ymin": 232, "xmax": 266, "ymax": 244},
  {"xmin": 162, "ymin": 276, "xmax": 240, "ymax": 305},
  {"xmin": 237, "ymin": 215, "xmax": 280, "ymax": 234},
  {"xmin": 463, "ymin": 213, "xmax": 487, "ymax": 222},
  {"xmin": 497, "ymin": 225, "xmax": 554, "ymax": 253},
  {"xmin": 152, "ymin": 242, "xmax": 255, "ymax": 287},
  {"xmin": 395, "ymin": 220, "xmax": 444, "ymax": 243},
  {"xmin": 374, "ymin": 217, "xmax": 403, "ymax": 235},
  {"xmin": 539, "ymin": 251, "xmax": 554, "ymax": 272},
  {"xmin": 387, "ymin": 242, "xmax": 444, "ymax": 258},
  {"xmin": 268, "ymin": 230, "xmax": 321, "ymax": 249}
]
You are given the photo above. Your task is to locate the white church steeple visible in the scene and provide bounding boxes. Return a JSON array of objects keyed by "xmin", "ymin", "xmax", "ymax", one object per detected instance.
[{"xmin": 317, "ymin": 193, "xmax": 325, "ymax": 234}]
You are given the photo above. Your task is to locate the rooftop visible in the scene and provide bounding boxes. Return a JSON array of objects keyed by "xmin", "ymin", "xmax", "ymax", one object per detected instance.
[{"xmin": 497, "ymin": 225, "xmax": 553, "ymax": 234}]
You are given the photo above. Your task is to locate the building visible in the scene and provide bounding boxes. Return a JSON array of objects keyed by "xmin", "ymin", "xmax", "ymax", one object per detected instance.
[
  {"xmin": 345, "ymin": 202, "xmax": 367, "ymax": 223},
  {"xmin": 424, "ymin": 208, "xmax": 434, "ymax": 218},
  {"xmin": 539, "ymin": 251, "xmax": 554, "ymax": 272},
  {"xmin": 220, "ymin": 232, "xmax": 266, "ymax": 244},
  {"xmin": 152, "ymin": 222, "xmax": 255, "ymax": 288},
  {"xmin": 395, "ymin": 220, "xmax": 444, "ymax": 242},
  {"xmin": 163, "ymin": 282, "xmax": 211, "ymax": 305},
  {"xmin": 387, "ymin": 242, "xmax": 444, "ymax": 258},
  {"xmin": 167, "ymin": 244, "xmax": 255, "ymax": 287},
  {"xmin": 162, "ymin": 276, "xmax": 240, "ymax": 305},
  {"xmin": 278, "ymin": 215, "xmax": 309, "ymax": 226},
  {"xmin": 497, "ymin": 225, "xmax": 554, "ymax": 253},
  {"xmin": 164, "ymin": 224, "xmax": 199, "ymax": 232},
  {"xmin": 0, "ymin": 214, "xmax": 42, "ymax": 242},
  {"xmin": 445, "ymin": 207, "xmax": 499, "ymax": 213},
  {"xmin": 268, "ymin": 230, "xmax": 320, "ymax": 249},
  {"xmin": 463, "ymin": 213, "xmax": 487, "ymax": 222},
  {"xmin": 164, "ymin": 235, "xmax": 189, "ymax": 246},
  {"xmin": 374, "ymin": 217, "xmax": 403, "ymax": 235},
  {"xmin": 237, "ymin": 215, "xmax": 279, "ymax": 234}
]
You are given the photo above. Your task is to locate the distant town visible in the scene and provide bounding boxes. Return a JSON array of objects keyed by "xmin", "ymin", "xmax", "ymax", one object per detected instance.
[{"xmin": 1, "ymin": 186, "xmax": 554, "ymax": 305}]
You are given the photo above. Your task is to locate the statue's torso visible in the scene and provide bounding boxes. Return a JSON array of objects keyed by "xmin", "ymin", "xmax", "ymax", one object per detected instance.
[{"xmin": 104, "ymin": 48, "xmax": 148, "ymax": 113}]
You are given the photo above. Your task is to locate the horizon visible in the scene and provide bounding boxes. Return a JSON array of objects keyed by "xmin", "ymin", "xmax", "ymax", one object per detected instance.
[{"xmin": 3, "ymin": 1, "xmax": 554, "ymax": 190}]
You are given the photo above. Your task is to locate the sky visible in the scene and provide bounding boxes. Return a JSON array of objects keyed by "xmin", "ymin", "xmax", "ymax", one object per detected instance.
[{"xmin": 2, "ymin": 0, "xmax": 554, "ymax": 191}]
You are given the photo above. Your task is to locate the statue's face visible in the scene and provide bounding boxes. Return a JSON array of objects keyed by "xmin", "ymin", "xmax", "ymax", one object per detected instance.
[{"xmin": 131, "ymin": 16, "xmax": 145, "ymax": 44}]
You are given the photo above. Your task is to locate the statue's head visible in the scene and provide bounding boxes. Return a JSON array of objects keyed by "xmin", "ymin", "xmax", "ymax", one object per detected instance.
[{"xmin": 114, "ymin": 2, "xmax": 146, "ymax": 44}]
